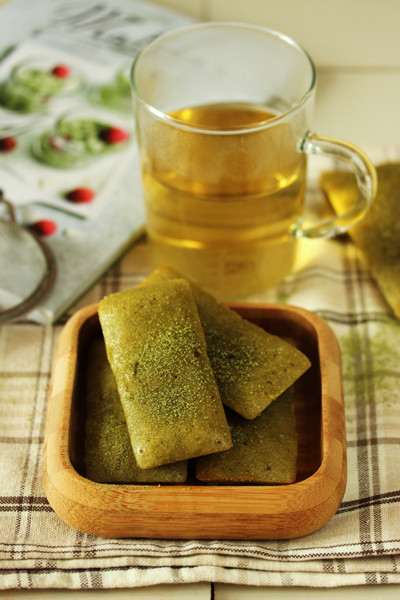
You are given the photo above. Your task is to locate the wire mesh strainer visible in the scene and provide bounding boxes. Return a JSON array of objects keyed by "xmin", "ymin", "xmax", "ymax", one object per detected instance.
[{"xmin": 0, "ymin": 190, "xmax": 56, "ymax": 323}]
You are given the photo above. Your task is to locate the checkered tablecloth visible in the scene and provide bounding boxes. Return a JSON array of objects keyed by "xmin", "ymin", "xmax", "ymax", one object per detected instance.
[{"xmin": 1, "ymin": 146, "xmax": 400, "ymax": 590}]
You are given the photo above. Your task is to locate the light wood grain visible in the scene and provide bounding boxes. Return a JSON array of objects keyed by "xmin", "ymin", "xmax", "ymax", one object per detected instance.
[{"xmin": 42, "ymin": 302, "xmax": 346, "ymax": 539}]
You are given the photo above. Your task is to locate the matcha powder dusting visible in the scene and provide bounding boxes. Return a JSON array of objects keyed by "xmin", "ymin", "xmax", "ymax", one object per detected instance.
[
  {"xmin": 134, "ymin": 317, "xmax": 213, "ymax": 425},
  {"xmin": 339, "ymin": 319, "xmax": 400, "ymax": 412},
  {"xmin": 98, "ymin": 278, "xmax": 232, "ymax": 469}
]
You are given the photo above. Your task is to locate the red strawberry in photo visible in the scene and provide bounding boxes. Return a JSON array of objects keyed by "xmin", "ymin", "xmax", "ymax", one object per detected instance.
[
  {"xmin": 65, "ymin": 187, "xmax": 95, "ymax": 204},
  {"xmin": 99, "ymin": 126, "xmax": 129, "ymax": 145},
  {"xmin": 51, "ymin": 64, "xmax": 71, "ymax": 78},
  {"xmin": 0, "ymin": 136, "xmax": 17, "ymax": 153},
  {"xmin": 30, "ymin": 219, "xmax": 58, "ymax": 237}
]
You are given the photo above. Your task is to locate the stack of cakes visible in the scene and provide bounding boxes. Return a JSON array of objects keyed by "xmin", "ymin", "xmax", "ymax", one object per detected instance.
[{"xmin": 85, "ymin": 267, "xmax": 311, "ymax": 485}]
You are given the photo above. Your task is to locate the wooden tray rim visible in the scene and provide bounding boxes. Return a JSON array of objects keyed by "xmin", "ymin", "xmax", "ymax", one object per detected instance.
[{"xmin": 43, "ymin": 301, "xmax": 346, "ymax": 539}]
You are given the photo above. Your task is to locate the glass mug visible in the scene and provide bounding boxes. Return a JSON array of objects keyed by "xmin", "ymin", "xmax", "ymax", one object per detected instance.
[{"xmin": 131, "ymin": 22, "xmax": 377, "ymax": 297}]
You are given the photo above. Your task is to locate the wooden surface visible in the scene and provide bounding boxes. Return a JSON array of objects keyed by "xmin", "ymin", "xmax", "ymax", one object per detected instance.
[{"xmin": 42, "ymin": 301, "xmax": 346, "ymax": 540}]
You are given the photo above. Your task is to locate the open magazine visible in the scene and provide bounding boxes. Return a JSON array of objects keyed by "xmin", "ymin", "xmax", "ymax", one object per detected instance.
[{"xmin": 0, "ymin": 0, "xmax": 192, "ymax": 323}]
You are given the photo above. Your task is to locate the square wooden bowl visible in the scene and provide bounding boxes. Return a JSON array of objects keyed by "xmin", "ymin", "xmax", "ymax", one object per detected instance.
[{"xmin": 42, "ymin": 302, "xmax": 346, "ymax": 539}]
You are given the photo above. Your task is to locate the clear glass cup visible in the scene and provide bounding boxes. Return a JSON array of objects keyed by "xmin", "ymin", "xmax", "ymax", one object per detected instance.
[{"xmin": 131, "ymin": 22, "xmax": 377, "ymax": 297}]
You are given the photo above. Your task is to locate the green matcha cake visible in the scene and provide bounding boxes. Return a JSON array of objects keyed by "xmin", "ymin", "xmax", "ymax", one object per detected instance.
[
  {"xmin": 98, "ymin": 278, "xmax": 232, "ymax": 469},
  {"xmin": 85, "ymin": 338, "xmax": 188, "ymax": 483},
  {"xmin": 141, "ymin": 266, "xmax": 311, "ymax": 419},
  {"xmin": 196, "ymin": 387, "xmax": 297, "ymax": 484}
]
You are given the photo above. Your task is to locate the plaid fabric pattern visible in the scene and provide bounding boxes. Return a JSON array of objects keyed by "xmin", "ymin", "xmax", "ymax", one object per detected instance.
[{"xmin": 1, "ymin": 146, "xmax": 400, "ymax": 590}]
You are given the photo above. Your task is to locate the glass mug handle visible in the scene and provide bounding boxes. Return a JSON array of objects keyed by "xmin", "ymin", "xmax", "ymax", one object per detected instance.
[{"xmin": 291, "ymin": 132, "xmax": 377, "ymax": 239}]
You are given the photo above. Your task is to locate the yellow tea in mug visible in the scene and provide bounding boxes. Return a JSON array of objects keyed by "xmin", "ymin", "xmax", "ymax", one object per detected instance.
[
  {"xmin": 132, "ymin": 24, "xmax": 376, "ymax": 297},
  {"xmin": 141, "ymin": 102, "xmax": 306, "ymax": 297}
]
